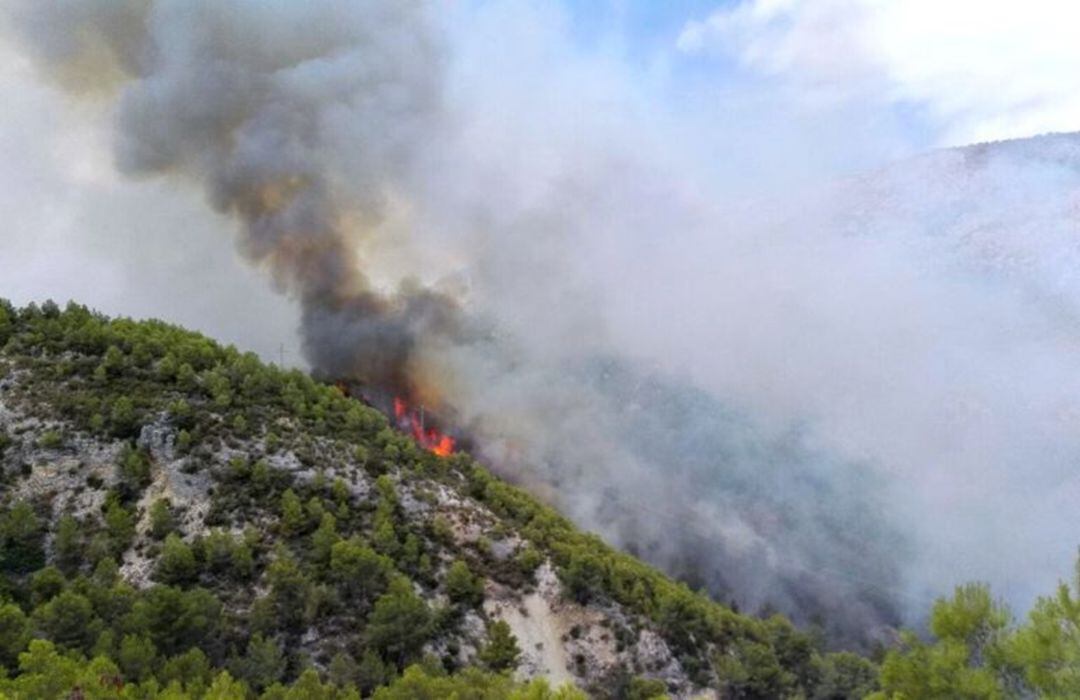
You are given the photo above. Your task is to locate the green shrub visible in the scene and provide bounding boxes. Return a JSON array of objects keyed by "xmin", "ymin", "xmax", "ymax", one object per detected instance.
[
  {"xmin": 0, "ymin": 501, "xmax": 45, "ymax": 574},
  {"xmin": 445, "ymin": 559, "xmax": 484, "ymax": 608},
  {"xmin": 156, "ymin": 534, "xmax": 197, "ymax": 585},
  {"xmin": 478, "ymin": 620, "xmax": 521, "ymax": 672},
  {"xmin": 37, "ymin": 430, "xmax": 63, "ymax": 449}
]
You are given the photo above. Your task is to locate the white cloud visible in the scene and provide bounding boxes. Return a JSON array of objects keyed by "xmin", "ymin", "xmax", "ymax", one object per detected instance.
[{"xmin": 679, "ymin": 0, "xmax": 1080, "ymax": 144}]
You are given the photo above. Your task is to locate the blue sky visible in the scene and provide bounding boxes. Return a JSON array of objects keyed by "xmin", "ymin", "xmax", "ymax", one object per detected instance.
[
  {"xmin": 561, "ymin": 0, "xmax": 728, "ymax": 50},
  {"xmin": 544, "ymin": 0, "xmax": 1080, "ymax": 159}
]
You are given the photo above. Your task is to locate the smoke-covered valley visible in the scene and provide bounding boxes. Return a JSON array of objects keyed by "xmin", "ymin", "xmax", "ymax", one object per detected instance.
[{"xmin": 4, "ymin": 0, "xmax": 1080, "ymax": 646}]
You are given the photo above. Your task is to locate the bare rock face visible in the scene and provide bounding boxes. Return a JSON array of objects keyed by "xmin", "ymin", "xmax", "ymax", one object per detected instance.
[
  {"xmin": 1, "ymin": 398, "xmax": 120, "ymax": 522},
  {"xmin": 138, "ymin": 418, "xmax": 176, "ymax": 463},
  {"xmin": 636, "ymin": 629, "xmax": 688, "ymax": 689},
  {"xmin": 485, "ymin": 570, "xmax": 574, "ymax": 686},
  {"xmin": 481, "ymin": 562, "xmax": 698, "ymax": 696}
]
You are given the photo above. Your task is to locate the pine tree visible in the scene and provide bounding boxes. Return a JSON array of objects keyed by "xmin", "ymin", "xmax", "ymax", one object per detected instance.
[
  {"xmin": 279, "ymin": 489, "xmax": 305, "ymax": 536},
  {"xmin": 0, "ymin": 603, "xmax": 30, "ymax": 668},
  {"xmin": 445, "ymin": 559, "xmax": 484, "ymax": 608},
  {"xmin": 52, "ymin": 514, "xmax": 82, "ymax": 575},
  {"xmin": 149, "ymin": 499, "xmax": 176, "ymax": 539},
  {"xmin": 310, "ymin": 512, "xmax": 339, "ymax": 569},
  {"xmin": 156, "ymin": 533, "xmax": 197, "ymax": 584},
  {"xmin": 0, "ymin": 500, "xmax": 45, "ymax": 573},
  {"xmin": 330, "ymin": 538, "xmax": 391, "ymax": 605},
  {"xmin": 479, "ymin": 620, "xmax": 521, "ymax": 672},
  {"xmin": 367, "ymin": 577, "xmax": 433, "ymax": 666}
]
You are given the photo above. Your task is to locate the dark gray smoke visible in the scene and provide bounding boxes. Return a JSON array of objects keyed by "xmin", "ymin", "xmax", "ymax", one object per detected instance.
[
  {"xmin": 16, "ymin": 0, "xmax": 1080, "ymax": 647},
  {"xmin": 10, "ymin": 0, "xmax": 469, "ymax": 403}
]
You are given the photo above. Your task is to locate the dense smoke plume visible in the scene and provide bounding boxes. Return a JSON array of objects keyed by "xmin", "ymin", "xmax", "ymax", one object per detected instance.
[
  {"xmin": 10, "ymin": 0, "xmax": 1080, "ymax": 645},
  {"xmin": 11, "ymin": 0, "xmax": 467, "ymax": 404}
]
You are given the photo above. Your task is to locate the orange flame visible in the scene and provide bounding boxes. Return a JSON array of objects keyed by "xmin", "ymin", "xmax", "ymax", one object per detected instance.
[{"xmin": 394, "ymin": 397, "xmax": 455, "ymax": 457}]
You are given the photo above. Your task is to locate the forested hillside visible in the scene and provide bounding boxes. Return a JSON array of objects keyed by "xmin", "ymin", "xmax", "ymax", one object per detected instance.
[{"xmin": 0, "ymin": 300, "xmax": 1076, "ymax": 699}]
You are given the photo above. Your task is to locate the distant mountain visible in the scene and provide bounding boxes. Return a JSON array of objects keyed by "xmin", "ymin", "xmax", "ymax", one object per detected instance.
[{"xmin": 835, "ymin": 132, "xmax": 1080, "ymax": 300}]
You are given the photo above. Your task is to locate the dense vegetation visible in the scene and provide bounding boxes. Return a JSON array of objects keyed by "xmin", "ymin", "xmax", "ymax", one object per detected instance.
[{"xmin": 0, "ymin": 299, "xmax": 1076, "ymax": 699}]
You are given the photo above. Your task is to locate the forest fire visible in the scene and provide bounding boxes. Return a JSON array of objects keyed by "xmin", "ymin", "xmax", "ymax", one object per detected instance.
[
  {"xmin": 393, "ymin": 397, "xmax": 456, "ymax": 456},
  {"xmin": 333, "ymin": 381, "xmax": 457, "ymax": 457}
]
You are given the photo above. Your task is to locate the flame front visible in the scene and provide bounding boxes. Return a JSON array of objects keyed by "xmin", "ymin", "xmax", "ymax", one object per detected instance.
[{"xmin": 394, "ymin": 397, "xmax": 455, "ymax": 457}]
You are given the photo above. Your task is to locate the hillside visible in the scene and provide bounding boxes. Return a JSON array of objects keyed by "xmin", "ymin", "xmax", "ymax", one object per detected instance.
[
  {"xmin": 0, "ymin": 300, "xmax": 882, "ymax": 699},
  {"xmin": 4, "ymin": 299, "xmax": 1080, "ymax": 699}
]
